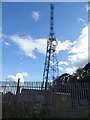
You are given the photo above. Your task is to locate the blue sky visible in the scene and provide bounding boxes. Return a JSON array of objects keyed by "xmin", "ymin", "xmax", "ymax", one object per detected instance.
[{"xmin": 2, "ymin": 2, "xmax": 88, "ymax": 82}]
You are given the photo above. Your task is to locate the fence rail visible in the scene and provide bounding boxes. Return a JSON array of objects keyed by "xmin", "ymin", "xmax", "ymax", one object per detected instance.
[
  {"xmin": 1, "ymin": 81, "xmax": 90, "ymax": 118},
  {"xmin": 0, "ymin": 81, "xmax": 45, "ymax": 94}
]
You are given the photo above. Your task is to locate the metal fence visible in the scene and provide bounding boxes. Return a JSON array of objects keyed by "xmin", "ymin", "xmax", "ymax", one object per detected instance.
[
  {"xmin": 0, "ymin": 81, "xmax": 45, "ymax": 94},
  {"xmin": 1, "ymin": 81, "xmax": 90, "ymax": 118}
]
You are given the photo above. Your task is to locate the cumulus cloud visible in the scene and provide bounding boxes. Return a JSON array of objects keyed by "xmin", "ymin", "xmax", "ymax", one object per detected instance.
[
  {"xmin": 9, "ymin": 35, "xmax": 74, "ymax": 59},
  {"xmin": 3, "ymin": 24, "xmax": 88, "ymax": 75},
  {"xmin": 56, "ymin": 40, "xmax": 73, "ymax": 52},
  {"xmin": 10, "ymin": 35, "xmax": 47, "ymax": 59},
  {"xmin": 68, "ymin": 25, "xmax": 88, "ymax": 68},
  {"xmin": 21, "ymin": 72, "xmax": 29, "ymax": 77},
  {"xmin": 58, "ymin": 66, "xmax": 64, "ymax": 71},
  {"xmin": 7, "ymin": 72, "xmax": 29, "ymax": 83},
  {"xmin": 58, "ymin": 61, "xmax": 69, "ymax": 66},
  {"xmin": 70, "ymin": 26, "xmax": 88, "ymax": 54},
  {"xmin": 10, "ymin": 35, "xmax": 36, "ymax": 58},
  {"xmin": 58, "ymin": 66, "xmax": 77, "ymax": 75},
  {"xmin": 32, "ymin": 11, "xmax": 40, "ymax": 22},
  {"xmin": 58, "ymin": 25, "xmax": 88, "ymax": 74},
  {"xmin": 64, "ymin": 67, "xmax": 77, "ymax": 74},
  {"xmin": 35, "ymin": 38, "xmax": 47, "ymax": 54}
]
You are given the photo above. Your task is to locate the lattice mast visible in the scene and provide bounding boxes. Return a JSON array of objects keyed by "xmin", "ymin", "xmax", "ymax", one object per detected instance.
[{"xmin": 42, "ymin": 3, "xmax": 59, "ymax": 90}]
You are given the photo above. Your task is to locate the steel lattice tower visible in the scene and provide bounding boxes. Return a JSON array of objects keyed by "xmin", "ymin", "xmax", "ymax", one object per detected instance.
[{"xmin": 41, "ymin": 3, "xmax": 59, "ymax": 90}]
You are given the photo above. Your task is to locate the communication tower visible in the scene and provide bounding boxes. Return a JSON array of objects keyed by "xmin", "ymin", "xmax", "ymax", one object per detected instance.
[{"xmin": 41, "ymin": 3, "xmax": 59, "ymax": 90}]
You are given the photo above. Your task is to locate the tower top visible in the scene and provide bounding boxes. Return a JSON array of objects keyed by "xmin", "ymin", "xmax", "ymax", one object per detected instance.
[
  {"xmin": 51, "ymin": 3, "xmax": 54, "ymax": 9},
  {"xmin": 49, "ymin": 3, "xmax": 55, "ymax": 37}
]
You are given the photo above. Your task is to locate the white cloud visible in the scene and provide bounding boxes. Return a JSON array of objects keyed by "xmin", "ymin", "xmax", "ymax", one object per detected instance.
[
  {"xmin": 58, "ymin": 66, "xmax": 64, "ymax": 71},
  {"xmin": 32, "ymin": 11, "xmax": 40, "ymax": 22},
  {"xmin": 68, "ymin": 25, "xmax": 88, "ymax": 68},
  {"xmin": 58, "ymin": 66, "xmax": 77, "ymax": 75},
  {"xmin": 35, "ymin": 38, "xmax": 47, "ymax": 54},
  {"xmin": 10, "ymin": 35, "xmax": 47, "ymax": 59},
  {"xmin": 58, "ymin": 25, "xmax": 88, "ymax": 74},
  {"xmin": 9, "ymin": 34, "xmax": 75, "ymax": 59},
  {"xmin": 68, "ymin": 52, "xmax": 88, "ymax": 67},
  {"xmin": 77, "ymin": 18, "xmax": 85, "ymax": 23},
  {"xmin": 7, "ymin": 75, "xmax": 16, "ymax": 81},
  {"xmin": 10, "ymin": 35, "xmax": 37, "ymax": 59},
  {"xmin": 7, "ymin": 72, "xmax": 29, "ymax": 83},
  {"xmin": 56, "ymin": 40, "xmax": 73, "ymax": 52},
  {"xmin": 64, "ymin": 67, "xmax": 77, "ymax": 74},
  {"xmin": 69, "ymin": 26, "xmax": 88, "ymax": 54},
  {"xmin": 4, "ymin": 24, "xmax": 88, "ymax": 75},
  {"xmin": 4, "ymin": 42, "xmax": 10, "ymax": 46},
  {"xmin": 58, "ymin": 61, "xmax": 69, "ymax": 66},
  {"xmin": 21, "ymin": 72, "xmax": 29, "ymax": 77}
]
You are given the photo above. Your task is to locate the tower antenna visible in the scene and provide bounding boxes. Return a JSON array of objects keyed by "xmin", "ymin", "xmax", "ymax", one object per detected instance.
[{"xmin": 41, "ymin": 3, "xmax": 59, "ymax": 90}]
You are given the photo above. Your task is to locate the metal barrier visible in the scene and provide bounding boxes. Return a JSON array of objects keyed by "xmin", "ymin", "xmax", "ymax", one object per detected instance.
[{"xmin": 1, "ymin": 81, "xmax": 89, "ymax": 118}]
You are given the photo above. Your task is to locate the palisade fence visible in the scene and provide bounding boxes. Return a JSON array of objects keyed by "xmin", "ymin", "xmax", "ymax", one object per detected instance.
[
  {"xmin": 0, "ymin": 81, "xmax": 90, "ymax": 118},
  {"xmin": 0, "ymin": 81, "xmax": 44, "ymax": 94}
]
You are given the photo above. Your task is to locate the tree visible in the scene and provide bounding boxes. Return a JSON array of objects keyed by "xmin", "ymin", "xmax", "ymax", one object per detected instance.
[
  {"xmin": 69, "ymin": 75, "xmax": 77, "ymax": 83},
  {"xmin": 71, "ymin": 63, "xmax": 90, "ymax": 83},
  {"xmin": 53, "ymin": 73, "xmax": 70, "ymax": 85},
  {"xmin": 74, "ymin": 68, "xmax": 83, "ymax": 80}
]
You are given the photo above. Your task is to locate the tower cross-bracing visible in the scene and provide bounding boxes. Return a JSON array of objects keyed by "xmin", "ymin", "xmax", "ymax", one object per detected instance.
[{"xmin": 41, "ymin": 3, "xmax": 59, "ymax": 90}]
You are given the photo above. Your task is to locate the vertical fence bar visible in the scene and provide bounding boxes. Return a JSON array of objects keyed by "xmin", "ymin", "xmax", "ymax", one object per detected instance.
[{"xmin": 0, "ymin": 81, "xmax": 89, "ymax": 118}]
